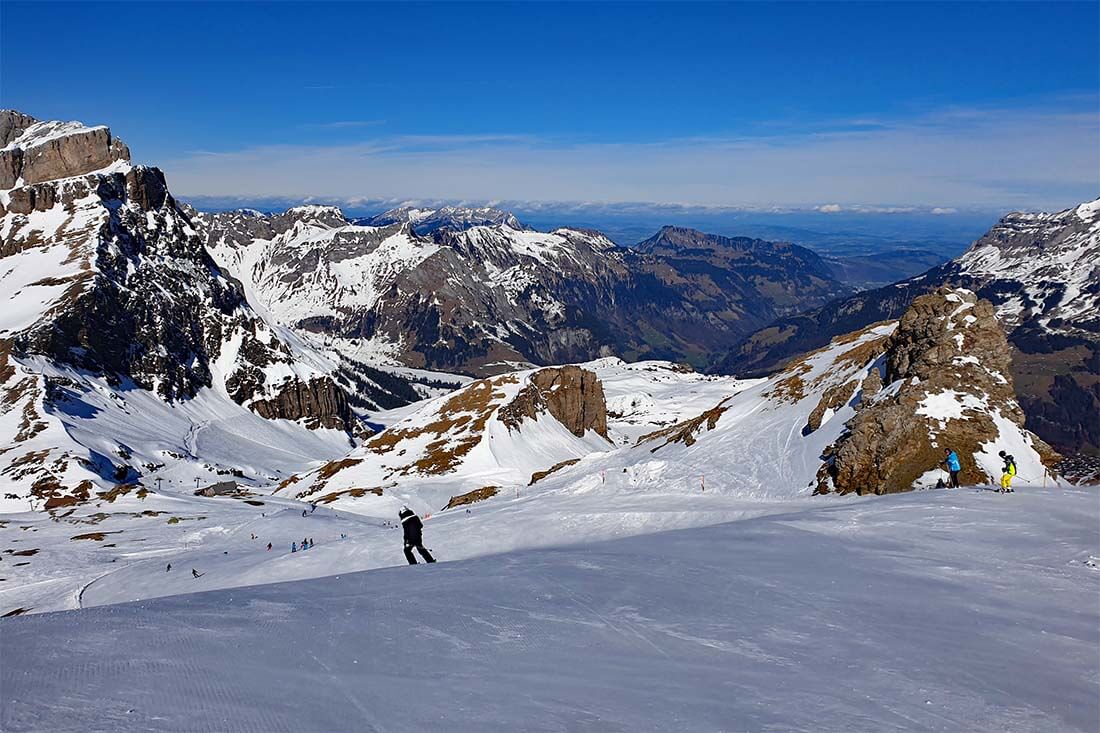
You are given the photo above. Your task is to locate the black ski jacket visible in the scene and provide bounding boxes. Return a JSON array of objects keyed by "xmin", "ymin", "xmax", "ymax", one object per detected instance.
[{"xmin": 399, "ymin": 509, "xmax": 423, "ymax": 544}]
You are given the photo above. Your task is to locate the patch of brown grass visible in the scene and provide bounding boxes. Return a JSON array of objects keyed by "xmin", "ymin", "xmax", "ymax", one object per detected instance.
[
  {"xmin": 640, "ymin": 401, "xmax": 730, "ymax": 452},
  {"xmin": 96, "ymin": 483, "xmax": 138, "ymax": 503},
  {"xmin": 765, "ymin": 361, "xmax": 813, "ymax": 403},
  {"xmin": 443, "ymin": 486, "xmax": 499, "ymax": 510},
  {"xmin": 70, "ymin": 531, "xmax": 121, "ymax": 541},
  {"xmin": 366, "ymin": 375, "xmax": 516, "ymax": 477},
  {"xmin": 831, "ymin": 335, "xmax": 890, "ymax": 372},
  {"xmin": 318, "ymin": 487, "xmax": 383, "ymax": 504},
  {"xmin": 277, "ymin": 474, "xmax": 301, "ymax": 491},
  {"xmin": 529, "ymin": 458, "xmax": 582, "ymax": 485},
  {"xmin": 832, "ymin": 320, "xmax": 894, "ymax": 346}
]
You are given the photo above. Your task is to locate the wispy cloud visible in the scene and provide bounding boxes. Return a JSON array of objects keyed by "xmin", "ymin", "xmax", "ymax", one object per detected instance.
[
  {"xmin": 302, "ymin": 120, "xmax": 386, "ymax": 130},
  {"xmin": 161, "ymin": 98, "xmax": 1099, "ymax": 211}
]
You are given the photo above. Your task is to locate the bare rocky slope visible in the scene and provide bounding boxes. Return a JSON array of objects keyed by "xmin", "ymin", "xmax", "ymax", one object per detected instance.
[{"xmin": 719, "ymin": 199, "xmax": 1100, "ymax": 463}]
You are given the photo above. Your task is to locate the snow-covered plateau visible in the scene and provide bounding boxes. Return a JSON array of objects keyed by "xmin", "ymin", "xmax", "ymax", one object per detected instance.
[{"xmin": 1, "ymin": 489, "xmax": 1097, "ymax": 732}]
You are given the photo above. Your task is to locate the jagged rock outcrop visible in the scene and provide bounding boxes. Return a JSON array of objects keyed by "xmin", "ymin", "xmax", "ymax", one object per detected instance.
[
  {"xmin": 498, "ymin": 366, "xmax": 608, "ymax": 438},
  {"xmin": 815, "ymin": 288, "xmax": 1059, "ymax": 495},
  {"xmin": 0, "ymin": 111, "xmax": 130, "ymax": 188},
  {"xmin": 250, "ymin": 377, "xmax": 354, "ymax": 431}
]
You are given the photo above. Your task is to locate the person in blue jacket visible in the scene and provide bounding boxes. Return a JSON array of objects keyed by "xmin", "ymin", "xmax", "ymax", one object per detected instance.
[{"xmin": 943, "ymin": 447, "xmax": 962, "ymax": 488}]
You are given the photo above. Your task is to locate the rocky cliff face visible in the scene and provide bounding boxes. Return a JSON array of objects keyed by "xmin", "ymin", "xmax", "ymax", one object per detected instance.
[
  {"xmin": 249, "ymin": 376, "xmax": 354, "ymax": 431},
  {"xmin": 815, "ymin": 288, "xmax": 1059, "ymax": 495},
  {"xmin": 0, "ymin": 112, "xmax": 130, "ymax": 188},
  {"xmin": 721, "ymin": 199, "xmax": 1100, "ymax": 464},
  {"xmin": 498, "ymin": 366, "xmax": 608, "ymax": 438}
]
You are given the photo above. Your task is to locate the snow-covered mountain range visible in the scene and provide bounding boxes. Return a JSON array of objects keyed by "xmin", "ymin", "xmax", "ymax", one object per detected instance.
[{"xmin": 199, "ymin": 204, "xmax": 850, "ymax": 376}]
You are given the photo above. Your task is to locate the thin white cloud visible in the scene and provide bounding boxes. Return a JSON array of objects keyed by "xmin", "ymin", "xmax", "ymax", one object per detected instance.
[
  {"xmin": 160, "ymin": 100, "xmax": 1099, "ymax": 211},
  {"xmin": 931, "ymin": 207, "xmax": 959, "ymax": 215},
  {"xmin": 816, "ymin": 204, "xmax": 843, "ymax": 213},
  {"xmin": 302, "ymin": 120, "xmax": 386, "ymax": 129}
]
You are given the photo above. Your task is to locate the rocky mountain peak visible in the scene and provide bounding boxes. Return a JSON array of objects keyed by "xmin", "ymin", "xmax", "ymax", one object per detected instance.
[
  {"xmin": 283, "ymin": 204, "xmax": 349, "ymax": 227},
  {"xmin": 0, "ymin": 110, "xmax": 130, "ymax": 188},
  {"xmin": 815, "ymin": 287, "xmax": 1058, "ymax": 495},
  {"xmin": 636, "ymin": 226, "xmax": 772, "ymax": 254},
  {"xmin": 366, "ymin": 204, "xmax": 525, "ymax": 234}
]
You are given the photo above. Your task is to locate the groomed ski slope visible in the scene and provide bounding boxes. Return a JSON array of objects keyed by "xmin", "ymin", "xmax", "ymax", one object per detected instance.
[{"xmin": 2, "ymin": 488, "xmax": 1097, "ymax": 733}]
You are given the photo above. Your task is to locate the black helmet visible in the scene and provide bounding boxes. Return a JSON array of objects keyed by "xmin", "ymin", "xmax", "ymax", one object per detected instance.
[{"xmin": 998, "ymin": 450, "xmax": 1006, "ymax": 457}]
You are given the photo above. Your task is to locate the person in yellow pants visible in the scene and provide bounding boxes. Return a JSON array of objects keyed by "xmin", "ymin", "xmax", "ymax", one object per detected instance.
[{"xmin": 998, "ymin": 450, "xmax": 1016, "ymax": 493}]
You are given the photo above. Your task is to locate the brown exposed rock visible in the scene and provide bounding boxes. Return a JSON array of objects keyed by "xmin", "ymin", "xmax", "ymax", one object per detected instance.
[
  {"xmin": 804, "ymin": 381, "xmax": 859, "ymax": 435},
  {"xmin": 442, "ymin": 486, "xmax": 499, "ymax": 510},
  {"xmin": 0, "ymin": 110, "xmax": 37, "ymax": 147},
  {"xmin": 249, "ymin": 377, "xmax": 355, "ymax": 431},
  {"xmin": 70, "ymin": 531, "xmax": 122, "ymax": 541},
  {"xmin": 497, "ymin": 366, "xmax": 608, "ymax": 438},
  {"xmin": 640, "ymin": 400, "xmax": 730, "ymax": 452},
  {"xmin": 529, "ymin": 457, "xmax": 581, "ymax": 485},
  {"xmin": 0, "ymin": 118, "xmax": 130, "ymax": 188},
  {"xmin": 859, "ymin": 368, "xmax": 883, "ymax": 404},
  {"xmin": 124, "ymin": 166, "xmax": 169, "ymax": 209},
  {"xmin": 816, "ymin": 288, "xmax": 1060, "ymax": 496},
  {"xmin": 317, "ymin": 487, "xmax": 383, "ymax": 504}
]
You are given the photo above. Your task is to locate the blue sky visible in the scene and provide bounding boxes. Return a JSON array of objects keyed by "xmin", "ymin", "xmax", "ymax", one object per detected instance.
[{"xmin": 2, "ymin": 1, "xmax": 1097, "ymax": 210}]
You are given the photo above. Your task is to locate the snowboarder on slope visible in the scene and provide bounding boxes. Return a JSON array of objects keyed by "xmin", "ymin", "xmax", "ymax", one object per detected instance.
[
  {"xmin": 998, "ymin": 450, "xmax": 1017, "ymax": 493},
  {"xmin": 399, "ymin": 506, "xmax": 435, "ymax": 565},
  {"xmin": 191, "ymin": 568, "xmax": 200, "ymax": 578},
  {"xmin": 942, "ymin": 448, "xmax": 962, "ymax": 488}
]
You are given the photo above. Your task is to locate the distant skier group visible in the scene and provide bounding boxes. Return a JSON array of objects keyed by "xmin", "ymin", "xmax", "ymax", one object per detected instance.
[
  {"xmin": 165, "ymin": 502, "xmax": 437, "ymax": 579},
  {"xmin": 937, "ymin": 447, "xmax": 1017, "ymax": 493}
]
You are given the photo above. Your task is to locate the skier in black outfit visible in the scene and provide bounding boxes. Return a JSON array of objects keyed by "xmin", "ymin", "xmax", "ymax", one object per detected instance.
[{"xmin": 398, "ymin": 506, "xmax": 435, "ymax": 565}]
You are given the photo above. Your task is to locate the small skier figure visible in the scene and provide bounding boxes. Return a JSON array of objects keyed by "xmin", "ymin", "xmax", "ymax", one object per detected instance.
[
  {"xmin": 398, "ymin": 506, "xmax": 435, "ymax": 565},
  {"xmin": 191, "ymin": 568, "xmax": 200, "ymax": 579},
  {"xmin": 308, "ymin": 538, "xmax": 314, "ymax": 549},
  {"xmin": 292, "ymin": 542, "xmax": 298, "ymax": 553},
  {"xmin": 302, "ymin": 509, "xmax": 308, "ymax": 517},
  {"xmin": 166, "ymin": 563, "xmax": 171, "ymax": 572},
  {"xmin": 942, "ymin": 448, "xmax": 962, "ymax": 488},
  {"xmin": 998, "ymin": 450, "xmax": 1017, "ymax": 493},
  {"xmin": 267, "ymin": 542, "xmax": 272, "ymax": 551},
  {"xmin": 310, "ymin": 503, "xmax": 317, "ymax": 514}
]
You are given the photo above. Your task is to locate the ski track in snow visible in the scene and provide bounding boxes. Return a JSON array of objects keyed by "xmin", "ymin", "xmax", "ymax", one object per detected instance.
[{"xmin": 1, "ymin": 488, "xmax": 1097, "ymax": 732}]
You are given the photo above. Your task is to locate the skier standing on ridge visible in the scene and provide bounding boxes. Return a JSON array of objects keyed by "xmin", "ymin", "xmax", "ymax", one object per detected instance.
[
  {"xmin": 399, "ymin": 506, "xmax": 435, "ymax": 565},
  {"xmin": 998, "ymin": 450, "xmax": 1017, "ymax": 493},
  {"xmin": 942, "ymin": 448, "xmax": 962, "ymax": 488}
]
